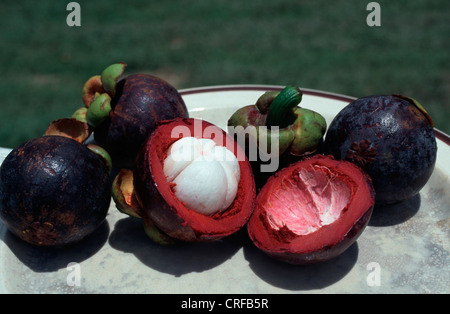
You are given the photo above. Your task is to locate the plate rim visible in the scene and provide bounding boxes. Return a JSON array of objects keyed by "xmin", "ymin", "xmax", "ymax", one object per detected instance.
[
  {"xmin": 180, "ymin": 84, "xmax": 358, "ymax": 103},
  {"xmin": 180, "ymin": 84, "xmax": 450, "ymax": 146}
]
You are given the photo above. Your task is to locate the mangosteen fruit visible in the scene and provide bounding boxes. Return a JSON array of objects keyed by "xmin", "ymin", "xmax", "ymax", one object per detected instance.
[
  {"xmin": 77, "ymin": 63, "xmax": 189, "ymax": 169},
  {"xmin": 228, "ymin": 86, "xmax": 327, "ymax": 188},
  {"xmin": 114, "ymin": 118, "xmax": 256, "ymax": 243},
  {"xmin": 324, "ymin": 95, "xmax": 437, "ymax": 205},
  {"xmin": 247, "ymin": 155, "xmax": 375, "ymax": 265},
  {"xmin": 0, "ymin": 135, "xmax": 112, "ymax": 247}
]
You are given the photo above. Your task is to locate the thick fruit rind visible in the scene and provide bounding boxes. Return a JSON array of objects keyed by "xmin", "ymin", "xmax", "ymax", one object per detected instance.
[
  {"xmin": 261, "ymin": 209, "xmax": 372, "ymax": 264},
  {"xmin": 247, "ymin": 155, "xmax": 375, "ymax": 265},
  {"xmin": 133, "ymin": 118, "xmax": 256, "ymax": 242}
]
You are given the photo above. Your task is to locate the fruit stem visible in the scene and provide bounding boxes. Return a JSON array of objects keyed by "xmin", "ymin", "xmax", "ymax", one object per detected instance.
[{"xmin": 265, "ymin": 86, "xmax": 302, "ymax": 128}]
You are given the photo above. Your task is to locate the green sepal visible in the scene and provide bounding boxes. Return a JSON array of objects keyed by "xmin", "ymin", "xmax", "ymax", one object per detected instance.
[
  {"xmin": 86, "ymin": 93, "xmax": 112, "ymax": 127},
  {"xmin": 86, "ymin": 144, "xmax": 112, "ymax": 173},
  {"xmin": 143, "ymin": 219, "xmax": 177, "ymax": 245},
  {"xmin": 288, "ymin": 107, "xmax": 327, "ymax": 156},
  {"xmin": 227, "ymin": 85, "xmax": 326, "ymax": 160},
  {"xmin": 101, "ymin": 62, "xmax": 127, "ymax": 97},
  {"xmin": 255, "ymin": 126, "xmax": 295, "ymax": 157},
  {"xmin": 72, "ymin": 107, "xmax": 88, "ymax": 123},
  {"xmin": 111, "ymin": 169, "xmax": 142, "ymax": 218}
]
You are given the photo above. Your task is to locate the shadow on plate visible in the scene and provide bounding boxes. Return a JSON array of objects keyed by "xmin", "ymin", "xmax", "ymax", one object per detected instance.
[
  {"xmin": 242, "ymin": 238, "xmax": 359, "ymax": 291},
  {"xmin": 108, "ymin": 216, "xmax": 243, "ymax": 277},
  {"xmin": 369, "ymin": 193, "xmax": 421, "ymax": 227},
  {"xmin": 1, "ymin": 219, "xmax": 110, "ymax": 272}
]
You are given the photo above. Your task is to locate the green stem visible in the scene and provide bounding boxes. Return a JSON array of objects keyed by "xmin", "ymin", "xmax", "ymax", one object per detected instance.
[{"xmin": 265, "ymin": 86, "xmax": 302, "ymax": 128}]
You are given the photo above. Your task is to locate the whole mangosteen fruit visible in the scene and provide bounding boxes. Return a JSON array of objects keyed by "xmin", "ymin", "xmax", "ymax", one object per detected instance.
[
  {"xmin": 78, "ymin": 63, "xmax": 189, "ymax": 169},
  {"xmin": 0, "ymin": 136, "xmax": 112, "ymax": 247},
  {"xmin": 247, "ymin": 155, "xmax": 375, "ymax": 265},
  {"xmin": 227, "ymin": 86, "xmax": 327, "ymax": 188},
  {"xmin": 324, "ymin": 95, "xmax": 437, "ymax": 205},
  {"xmin": 114, "ymin": 118, "xmax": 256, "ymax": 243}
]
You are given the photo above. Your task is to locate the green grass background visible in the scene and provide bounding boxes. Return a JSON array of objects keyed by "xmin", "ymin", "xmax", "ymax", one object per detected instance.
[{"xmin": 0, "ymin": 0, "xmax": 449, "ymax": 148}]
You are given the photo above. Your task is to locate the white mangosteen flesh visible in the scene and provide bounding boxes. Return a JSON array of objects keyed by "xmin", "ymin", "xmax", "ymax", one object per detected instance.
[{"xmin": 163, "ymin": 137, "xmax": 240, "ymax": 215}]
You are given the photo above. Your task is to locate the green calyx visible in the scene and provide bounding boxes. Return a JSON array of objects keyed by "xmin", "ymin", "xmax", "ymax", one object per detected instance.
[
  {"xmin": 81, "ymin": 62, "xmax": 127, "ymax": 109},
  {"xmin": 101, "ymin": 62, "xmax": 127, "ymax": 97},
  {"xmin": 265, "ymin": 86, "xmax": 302, "ymax": 128},
  {"xmin": 77, "ymin": 62, "xmax": 127, "ymax": 130},
  {"xmin": 255, "ymin": 107, "xmax": 327, "ymax": 156},
  {"xmin": 289, "ymin": 107, "xmax": 327, "ymax": 156},
  {"xmin": 86, "ymin": 93, "xmax": 111, "ymax": 127},
  {"xmin": 228, "ymin": 85, "xmax": 327, "ymax": 158},
  {"xmin": 112, "ymin": 169, "xmax": 141, "ymax": 218},
  {"xmin": 143, "ymin": 219, "xmax": 177, "ymax": 245},
  {"xmin": 111, "ymin": 169, "xmax": 176, "ymax": 246},
  {"xmin": 87, "ymin": 144, "xmax": 112, "ymax": 173},
  {"xmin": 255, "ymin": 91, "xmax": 279, "ymax": 113},
  {"xmin": 72, "ymin": 107, "xmax": 88, "ymax": 123}
]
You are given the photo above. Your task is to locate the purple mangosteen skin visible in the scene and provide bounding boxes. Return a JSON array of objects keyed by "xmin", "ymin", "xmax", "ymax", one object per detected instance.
[
  {"xmin": 324, "ymin": 95, "xmax": 437, "ymax": 205},
  {"xmin": 0, "ymin": 136, "xmax": 111, "ymax": 247},
  {"xmin": 94, "ymin": 74, "xmax": 188, "ymax": 169}
]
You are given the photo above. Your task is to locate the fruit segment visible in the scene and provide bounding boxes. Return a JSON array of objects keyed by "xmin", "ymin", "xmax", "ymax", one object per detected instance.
[{"xmin": 163, "ymin": 137, "xmax": 240, "ymax": 215}]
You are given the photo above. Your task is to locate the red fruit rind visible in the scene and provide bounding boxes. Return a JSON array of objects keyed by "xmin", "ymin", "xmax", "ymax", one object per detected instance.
[
  {"xmin": 247, "ymin": 155, "xmax": 375, "ymax": 264},
  {"xmin": 134, "ymin": 118, "xmax": 256, "ymax": 242}
]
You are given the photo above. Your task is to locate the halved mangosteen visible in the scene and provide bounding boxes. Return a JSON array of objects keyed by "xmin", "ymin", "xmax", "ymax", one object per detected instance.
[
  {"xmin": 247, "ymin": 155, "xmax": 375, "ymax": 264},
  {"xmin": 128, "ymin": 118, "xmax": 256, "ymax": 243},
  {"xmin": 0, "ymin": 135, "xmax": 111, "ymax": 247}
]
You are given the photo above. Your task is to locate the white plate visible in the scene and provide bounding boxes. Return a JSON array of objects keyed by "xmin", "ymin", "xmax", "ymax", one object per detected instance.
[{"xmin": 0, "ymin": 85, "xmax": 449, "ymax": 294}]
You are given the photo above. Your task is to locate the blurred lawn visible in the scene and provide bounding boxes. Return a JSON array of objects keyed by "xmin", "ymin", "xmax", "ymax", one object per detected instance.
[{"xmin": 0, "ymin": 0, "xmax": 449, "ymax": 148}]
